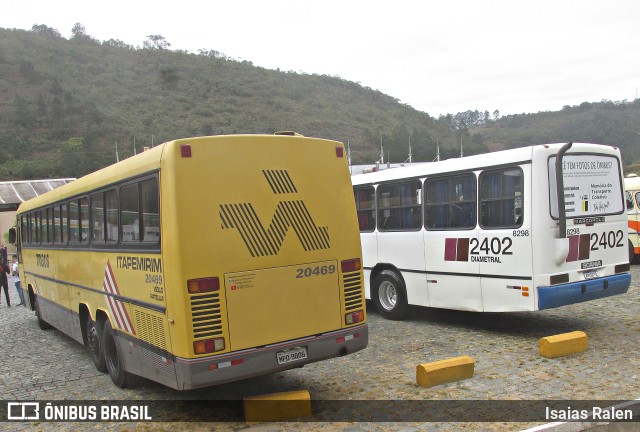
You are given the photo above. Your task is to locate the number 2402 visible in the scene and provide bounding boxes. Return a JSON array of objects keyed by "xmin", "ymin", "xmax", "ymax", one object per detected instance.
[{"xmin": 470, "ymin": 237, "xmax": 513, "ymax": 255}]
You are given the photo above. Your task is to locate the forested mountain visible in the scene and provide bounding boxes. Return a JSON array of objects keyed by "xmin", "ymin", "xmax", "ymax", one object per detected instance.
[
  {"xmin": 1, "ymin": 25, "xmax": 638, "ymax": 180},
  {"xmin": 475, "ymin": 101, "xmax": 640, "ymax": 173}
]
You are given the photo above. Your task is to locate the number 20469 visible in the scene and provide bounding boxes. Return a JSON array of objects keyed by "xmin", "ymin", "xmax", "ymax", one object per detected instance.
[{"xmin": 296, "ymin": 264, "xmax": 336, "ymax": 279}]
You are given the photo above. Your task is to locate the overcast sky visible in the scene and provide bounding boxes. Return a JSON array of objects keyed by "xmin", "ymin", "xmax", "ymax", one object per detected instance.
[{"xmin": 2, "ymin": 0, "xmax": 639, "ymax": 117}]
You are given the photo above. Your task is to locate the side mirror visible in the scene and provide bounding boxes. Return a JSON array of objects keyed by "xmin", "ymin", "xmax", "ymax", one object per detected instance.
[{"xmin": 8, "ymin": 227, "xmax": 16, "ymax": 245}]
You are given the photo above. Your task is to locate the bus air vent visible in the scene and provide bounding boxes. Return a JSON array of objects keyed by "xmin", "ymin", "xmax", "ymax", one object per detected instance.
[
  {"xmin": 190, "ymin": 292, "xmax": 224, "ymax": 339},
  {"xmin": 134, "ymin": 310, "xmax": 167, "ymax": 351},
  {"xmin": 342, "ymin": 270, "xmax": 364, "ymax": 313}
]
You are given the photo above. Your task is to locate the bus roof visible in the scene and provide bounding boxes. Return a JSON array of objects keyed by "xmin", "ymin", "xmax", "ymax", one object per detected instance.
[
  {"xmin": 18, "ymin": 143, "xmax": 165, "ymax": 214},
  {"xmin": 624, "ymin": 173, "xmax": 640, "ymax": 190},
  {"xmin": 17, "ymin": 133, "xmax": 343, "ymax": 214},
  {"xmin": 351, "ymin": 143, "xmax": 619, "ymax": 185}
]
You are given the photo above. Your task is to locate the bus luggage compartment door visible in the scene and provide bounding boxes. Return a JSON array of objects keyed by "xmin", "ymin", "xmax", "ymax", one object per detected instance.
[{"xmin": 224, "ymin": 261, "xmax": 341, "ymax": 351}]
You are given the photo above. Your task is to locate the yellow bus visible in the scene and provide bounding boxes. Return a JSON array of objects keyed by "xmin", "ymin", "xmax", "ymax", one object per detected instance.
[
  {"xmin": 12, "ymin": 133, "xmax": 368, "ymax": 390},
  {"xmin": 625, "ymin": 173, "xmax": 640, "ymax": 263}
]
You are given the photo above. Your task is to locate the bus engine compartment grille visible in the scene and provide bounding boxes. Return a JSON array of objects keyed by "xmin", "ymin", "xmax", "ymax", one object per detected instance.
[
  {"xmin": 190, "ymin": 292, "xmax": 224, "ymax": 339},
  {"xmin": 134, "ymin": 310, "xmax": 167, "ymax": 351},
  {"xmin": 342, "ymin": 270, "xmax": 364, "ymax": 312}
]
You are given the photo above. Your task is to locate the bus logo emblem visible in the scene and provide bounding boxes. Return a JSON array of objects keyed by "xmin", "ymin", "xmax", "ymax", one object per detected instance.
[{"xmin": 219, "ymin": 170, "xmax": 330, "ymax": 257}]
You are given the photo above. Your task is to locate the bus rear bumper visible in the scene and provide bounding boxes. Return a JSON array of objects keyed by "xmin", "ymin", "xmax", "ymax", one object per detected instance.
[
  {"xmin": 173, "ymin": 324, "xmax": 368, "ymax": 390},
  {"xmin": 538, "ymin": 273, "xmax": 631, "ymax": 310}
]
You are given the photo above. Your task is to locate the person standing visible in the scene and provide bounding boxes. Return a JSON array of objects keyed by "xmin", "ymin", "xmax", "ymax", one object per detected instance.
[
  {"xmin": 11, "ymin": 255, "xmax": 24, "ymax": 306},
  {"xmin": 0, "ymin": 250, "xmax": 9, "ymax": 307}
]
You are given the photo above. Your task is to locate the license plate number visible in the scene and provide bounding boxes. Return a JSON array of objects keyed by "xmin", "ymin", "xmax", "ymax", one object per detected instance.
[
  {"xmin": 276, "ymin": 347, "xmax": 308, "ymax": 365},
  {"xmin": 583, "ymin": 269, "xmax": 600, "ymax": 280}
]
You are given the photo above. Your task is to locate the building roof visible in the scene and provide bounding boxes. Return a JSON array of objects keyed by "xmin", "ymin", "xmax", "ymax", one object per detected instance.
[{"xmin": 0, "ymin": 179, "xmax": 76, "ymax": 211}]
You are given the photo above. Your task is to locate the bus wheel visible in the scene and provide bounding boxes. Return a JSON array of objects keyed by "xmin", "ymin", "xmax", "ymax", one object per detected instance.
[
  {"xmin": 87, "ymin": 318, "xmax": 107, "ymax": 372},
  {"xmin": 373, "ymin": 270, "xmax": 408, "ymax": 320},
  {"xmin": 629, "ymin": 241, "xmax": 637, "ymax": 264},
  {"xmin": 103, "ymin": 320, "xmax": 130, "ymax": 388},
  {"xmin": 34, "ymin": 295, "xmax": 51, "ymax": 330}
]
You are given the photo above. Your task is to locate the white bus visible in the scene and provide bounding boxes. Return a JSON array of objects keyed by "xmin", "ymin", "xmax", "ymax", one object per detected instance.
[{"xmin": 352, "ymin": 142, "xmax": 631, "ymax": 320}]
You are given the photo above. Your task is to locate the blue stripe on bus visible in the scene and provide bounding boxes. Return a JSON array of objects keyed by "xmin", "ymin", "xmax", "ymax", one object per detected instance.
[{"xmin": 538, "ymin": 273, "xmax": 631, "ymax": 310}]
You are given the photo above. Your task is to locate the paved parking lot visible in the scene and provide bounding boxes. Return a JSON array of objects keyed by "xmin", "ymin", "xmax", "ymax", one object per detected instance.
[{"xmin": 1, "ymin": 265, "xmax": 638, "ymax": 431}]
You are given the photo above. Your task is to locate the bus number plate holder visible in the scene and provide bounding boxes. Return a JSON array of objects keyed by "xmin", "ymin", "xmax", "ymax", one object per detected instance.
[{"xmin": 276, "ymin": 347, "xmax": 308, "ymax": 365}]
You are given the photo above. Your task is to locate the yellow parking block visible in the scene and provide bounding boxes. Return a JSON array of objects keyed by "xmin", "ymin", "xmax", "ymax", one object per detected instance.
[
  {"xmin": 416, "ymin": 356, "xmax": 475, "ymax": 388},
  {"xmin": 539, "ymin": 331, "xmax": 588, "ymax": 358},
  {"xmin": 243, "ymin": 389, "xmax": 312, "ymax": 423}
]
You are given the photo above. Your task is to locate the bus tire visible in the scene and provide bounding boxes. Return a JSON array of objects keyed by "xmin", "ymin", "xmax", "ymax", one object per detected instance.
[
  {"xmin": 87, "ymin": 318, "xmax": 107, "ymax": 372},
  {"xmin": 34, "ymin": 295, "xmax": 52, "ymax": 330},
  {"xmin": 373, "ymin": 270, "xmax": 408, "ymax": 320},
  {"xmin": 103, "ymin": 320, "xmax": 130, "ymax": 388},
  {"xmin": 629, "ymin": 240, "xmax": 637, "ymax": 264}
]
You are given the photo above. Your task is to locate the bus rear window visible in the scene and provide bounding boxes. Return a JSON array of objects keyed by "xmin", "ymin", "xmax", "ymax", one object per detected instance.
[{"xmin": 549, "ymin": 154, "xmax": 624, "ymax": 218}]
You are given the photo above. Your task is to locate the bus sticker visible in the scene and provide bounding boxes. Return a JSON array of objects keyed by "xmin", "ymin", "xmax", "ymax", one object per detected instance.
[{"xmin": 549, "ymin": 154, "xmax": 624, "ymax": 218}]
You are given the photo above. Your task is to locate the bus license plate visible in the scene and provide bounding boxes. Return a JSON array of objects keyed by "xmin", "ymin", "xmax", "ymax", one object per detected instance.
[
  {"xmin": 583, "ymin": 269, "xmax": 600, "ymax": 280},
  {"xmin": 276, "ymin": 347, "xmax": 308, "ymax": 365}
]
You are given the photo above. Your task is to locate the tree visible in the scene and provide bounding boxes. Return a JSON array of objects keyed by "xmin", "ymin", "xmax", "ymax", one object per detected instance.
[
  {"xmin": 71, "ymin": 23, "xmax": 98, "ymax": 43},
  {"xmin": 71, "ymin": 23, "xmax": 87, "ymax": 39},
  {"xmin": 143, "ymin": 35, "xmax": 171, "ymax": 50},
  {"xmin": 103, "ymin": 39, "xmax": 133, "ymax": 49},
  {"xmin": 31, "ymin": 24, "xmax": 61, "ymax": 38}
]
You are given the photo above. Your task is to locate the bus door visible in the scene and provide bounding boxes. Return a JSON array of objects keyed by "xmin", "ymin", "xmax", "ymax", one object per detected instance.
[
  {"xmin": 478, "ymin": 166, "xmax": 534, "ymax": 311},
  {"xmin": 424, "ymin": 174, "xmax": 482, "ymax": 311},
  {"xmin": 376, "ymin": 181, "xmax": 428, "ymax": 306}
]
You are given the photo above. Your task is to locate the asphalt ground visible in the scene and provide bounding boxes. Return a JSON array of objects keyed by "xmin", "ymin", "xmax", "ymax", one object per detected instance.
[{"xmin": 0, "ymin": 265, "xmax": 639, "ymax": 431}]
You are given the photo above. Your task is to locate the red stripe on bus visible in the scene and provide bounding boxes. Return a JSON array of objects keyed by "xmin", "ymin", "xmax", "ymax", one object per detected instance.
[
  {"xmin": 457, "ymin": 238, "xmax": 469, "ymax": 261},
  {"xmin": 444, "ymin": 238, "xmax": 458, "ymax": 261}
]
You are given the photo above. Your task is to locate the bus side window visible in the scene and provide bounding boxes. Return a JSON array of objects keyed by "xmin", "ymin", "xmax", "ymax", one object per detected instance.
[
  {"xmin": 377, "ymin": 181, "xmax": 422, "ymax": 232},
  {"xmin": 480, "ymin": 167, "xmax": 524, "ymax": 229},
  {"xmin": 425, "ymin": 174, "xmax": 476, "ymax": 230},
  {"xmin": 69, "ymin": 200, "xmax": 80, "ymax": 242},
  {"xmin": 140, "ymin": 178, "xmax": 160, "ymax": 243},
  {"xmin": 354, "ymin": 187, "xmax": 375, "ymax": 232},
  {"xmin": 91, "ymin": 192, "xmax": 106, "ymax": 243},
  {"xmin": 634, "ymin": 192, "xmax": 640, "ymax": 211},
  {"xmin": 120, "ymin": 183, "xmax": 140, "ymax": 242}
]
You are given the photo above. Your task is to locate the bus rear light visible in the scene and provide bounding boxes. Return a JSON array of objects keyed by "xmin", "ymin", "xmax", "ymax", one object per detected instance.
[
  {"xmin": 616, "ymin": 263, "xmax": 630, "ymax": 273},
  {"xmin": 194, "ymin": 337, "xmax": 225, "ymax": 355},
  {"xmin": 336, "ymin": 146, "xmax": 344, "ymax": 158},
  {"xmin": 341, "ymin": 258, "xmax": 361, "ymax": 273},
  {"xmin": 345, "ymin": 310, "xmax": 364, "ymax": 325},
  {"xmin": 188, "ymin": 277, "xmax": 220, "ymax": 294},
  {"xmin": 180, "ymin": 143, "xmax": 192, "ymax": 157}
]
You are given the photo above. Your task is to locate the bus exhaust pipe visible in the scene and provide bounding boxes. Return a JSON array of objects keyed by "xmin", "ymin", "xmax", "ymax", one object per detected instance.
[{"xmin": 554, "ymin": 141, "xmax": 573, "ymax": 265}]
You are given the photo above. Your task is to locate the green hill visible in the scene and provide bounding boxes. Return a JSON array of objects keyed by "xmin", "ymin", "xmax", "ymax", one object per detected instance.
[
  {"xmin": 475, "ymin": 101, "xmax": 640, "ymax": 173},
  {"xmin": 1, "ymin": 25, "xmax": 638, "ymax": 180},
  {"xmin": 0, "ymin": 26, "xmax": 479, "ymax": 180}
]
